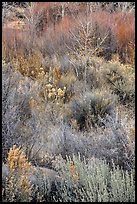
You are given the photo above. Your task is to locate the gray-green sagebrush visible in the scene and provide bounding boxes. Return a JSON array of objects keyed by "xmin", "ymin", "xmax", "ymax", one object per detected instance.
[{"xmin": 53, "ymin": 155, "xmax": 135, "ymax": 202}]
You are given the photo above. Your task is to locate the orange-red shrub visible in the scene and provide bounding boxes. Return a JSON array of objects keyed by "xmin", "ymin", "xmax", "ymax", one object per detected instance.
[
  {"xmin": 2, "ymin": 3, "xmax": 135, "ymax": 64},
  {"xmin": 112, "ymin": 12, "xmax": 135, "ymax": 63}
]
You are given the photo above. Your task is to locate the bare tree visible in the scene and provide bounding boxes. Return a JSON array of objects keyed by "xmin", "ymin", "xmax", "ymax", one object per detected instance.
[
  {"xmin": 115, "ymin": 2, "xmax": 135, "ymax": 13},
  {"xmin": 64, "ymin": 9, "xmax": 110, "ymax": 82}
]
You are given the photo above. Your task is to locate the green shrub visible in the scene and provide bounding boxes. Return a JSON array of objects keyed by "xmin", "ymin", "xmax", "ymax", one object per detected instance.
[
  {"xmin": 3, "ymin": 151, "xmax": 135, "ymax": 202},
  {"xmin": 54, "ymin": 155, "xmax": 135, "ymax": 202},
  {"xmin": 69, "ymin": 56, "xmax": 105, "ymax": 89},
  {"xmin": 103, "ymin": 62, "xmax": 135, "ymax": 106}
]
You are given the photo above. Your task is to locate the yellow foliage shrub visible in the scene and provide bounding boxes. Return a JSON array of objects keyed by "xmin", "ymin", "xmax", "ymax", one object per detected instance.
[{"xmin": 5, "ymin": 145, "xmax": 33, "ymax": 201}]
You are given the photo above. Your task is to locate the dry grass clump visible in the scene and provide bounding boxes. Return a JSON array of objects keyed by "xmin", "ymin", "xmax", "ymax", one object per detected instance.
[
  {"xmin": 11, "ymin": 51, "xmax": 45, "ymax": 79},
  {"xmin": 58, "ymin": 69, "xmax": 76, "ymax": 102},
  {"xmin": 38, "ymin": 65, "xmax": 75, "ymax": 104},
  {"xmin": 44, "ymin": 83, "xmax": 66, "ymax": 103},
  {"xmin": 38, "ymin": 74, "xmax": 67, "ymax": 104},
  {"xmin": 7, "ymin": 145, "xmax": 32, "ymax": 172}
]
